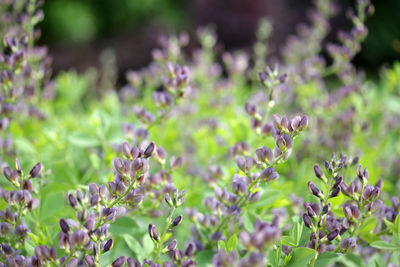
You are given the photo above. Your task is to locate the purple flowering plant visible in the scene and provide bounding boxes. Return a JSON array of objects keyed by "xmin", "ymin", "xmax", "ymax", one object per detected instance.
[{"xmin": 1, "ymin": 0, "xmax": 400, "ymax": 266}]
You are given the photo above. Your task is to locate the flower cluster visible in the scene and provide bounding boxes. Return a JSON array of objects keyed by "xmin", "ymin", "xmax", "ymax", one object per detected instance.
[
  {"xmin": 0, "ymin": 159, "xmax": 44, "ymax": 265},
  {"xmin": 55, "ymin": 141, "xmax": 185, "ymax": 266},
  {"xmin": 301, "ymin": 154, "xmax": 385, "ymax": 266},
  {"xmin": 0, "ymin": 0, "xmax": 53, "ymax": 167},
  {"xmin": 3, "ymin": 0, "xmax": 400, "ymax": 266},
  {"xmin": 186, "ymin": 109, "xmax": 308, "ymax": 254}
]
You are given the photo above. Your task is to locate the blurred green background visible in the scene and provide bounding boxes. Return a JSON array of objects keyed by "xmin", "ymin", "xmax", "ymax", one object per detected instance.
[{"xmin": 38, "ymin": 0, "xmax": 400, "ymax": 79}]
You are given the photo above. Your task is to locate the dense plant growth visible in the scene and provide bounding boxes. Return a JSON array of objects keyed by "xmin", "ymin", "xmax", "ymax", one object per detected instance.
[{"xmin": 1, "ymin": 0, "xmax": 400, "ymax": 266}]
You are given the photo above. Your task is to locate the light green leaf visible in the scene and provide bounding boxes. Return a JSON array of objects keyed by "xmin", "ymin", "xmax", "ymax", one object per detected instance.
[
  {"xmin": 226, "ymin": 235, "xmax": 238, "ymax": 252},
  {"xmin": 337, "ymin": 254, "xmax": 367, "ymax": 267},
  {"xmin": 196, "ymin": 250, "xmax": 214, "ymax": 267},
  {"xmin": 371, "ymin": 241, "xmax": 399, "ymax": 250},
  {"xmin": 290, "ymin": 220, "xmax": 303, "ymax": 246},
  {"xmin": 359, "ymin": 217, "xmax": 377, "ymax": 234},
  {"xmin": 314, "ymin": 252, "xmax": 338, "ymax": 267},
  {"xmin": 384, "ymin": 219, "xmax": 396, "ymax": 233},
  {"xmin": 122, "ymin": 235, "xmax": 144, "ymax": 261},
  {"xmin": 218, "ymin": 240, "xmax": 226, "ymax": 251},
  {"xmin": 142, "ymin": 234, "xmax": 154, "ymax": 256},
  {"xmin": 68, "ymin": 132, "xmax": 100, "ymax": 147},
  {"xmin": 281, "ymin": 236, "xmax": 297, "ymax": 246},
  {"xmin": 286, "ymin": 247, "xmax": 316, "ymax": 267}
]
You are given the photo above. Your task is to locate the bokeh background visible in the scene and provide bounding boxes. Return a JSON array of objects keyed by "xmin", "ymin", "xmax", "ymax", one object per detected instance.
[{"xmin": 38, "ymin": 0, "xmax": 400, "ymax": 82}]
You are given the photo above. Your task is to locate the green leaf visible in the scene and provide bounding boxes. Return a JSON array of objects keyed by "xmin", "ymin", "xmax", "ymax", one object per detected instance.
[
  {"xmin": 267, "ymin": 245, "xmax": 283, "ymax": 267},
  {"xmin": 384, "ymin": 219, "xmax": 396, "ymax": 233},
  {"xmin": 337, "ymin": 254, "xmax": 366, "ymax": 267},
  {"xmin": 122, "ymin": 235, "xmax": 144, "ymax": 261},
  {"xmin": 248, "ymin": 189, "xmax": 281, "ymax": 209},
  {"xmin": 359, "ymin": 217, "xmax": 379, "ymax": 243},
  {"xmin": 243, "ymin": 212, "xmax": 254, "ymax": 232},
  {"xmin": 314, "ymin": 252, "xmax": 338, "ymax": 267},
  {"xmin": 286, "ymin": 247, "xmax": 316, "ymax": 267},
  {"xmin": 369, "ymin": 253, "xmax": 386, "ymax": 267},
  {"xmin": 371, "ymin": 241, "xmax": 399, "ymax": 250},
  {"xmin": 68, "ymin": 132, "xmax": 100, "ymax": 147},
  {"xmin": 195, "ymin": 250, "xmax": 214, "ymax": 267},
  {"xmin": 142, "ymin": 234, "xmax": 154, "ymax": 256},
  {"xmin": 290, "ymin": 220, "xmax": 303, "ymax": 246},
  {"xmin": 226, "ymin": 235, "xmax": 238, "ymax": 252},
  {"xmin": 281, "ymin": 236, "xmax": 297, "ymax": 246},
  {"xmin": 359, "ymin": 217, "xmax": 377, "ymax": 234},
  {"xmin": 218, "ymin": 240, "xmax": 227, "ymax": 251},
  {"xmin": 27, "ymin": 233, "xmax": 40, "ymax": 245},
  {"xmin": 24, "ymin": 239, "xmax": 35, "ymax": 256},
  {"xmin": 89, "ymin": 153, "xmax": 101, "ymax": 169},
  {"xmin": 396, "ymin": 214, "xmax": 400, "ymax": 240},
  {"xmin": 109, "ymin": 217, "xmax": 140, "ymax": 236}
]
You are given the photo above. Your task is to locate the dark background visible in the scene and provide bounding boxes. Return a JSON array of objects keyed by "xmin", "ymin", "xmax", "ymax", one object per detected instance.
[{"xmin": 38, "ymin": 0, "xmax": 400, "ymax": 79}]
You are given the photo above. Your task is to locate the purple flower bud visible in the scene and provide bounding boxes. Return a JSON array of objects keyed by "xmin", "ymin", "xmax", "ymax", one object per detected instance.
[
  {"xmin": 28, "ymin": 199, "xmax": 39, "ymax": 211},
  {"xmin": 149, "ymin": 224, "xmax": 159, "ymax": 241},
  {"xmin": 298, "ymin": 115, "xmax": 309, "ymax": 130},
  {"xmin": 370, "ymin": 187, "xmax": 381, "ymax": 201},
  {"xmin": 322, "ymin": 203, "xmax": 330, "ymax": 214},
  {"xmin": 259, "ymin": 71, "xmax": 267, "ymax": 83},
  {"xmin": 168, "ymin": 239, "xmax": 178, "ymax": 251},
  {"xmin": 185, "ymin": 243, "xmax": 195, "ymax": 257},
  {"xmin": 363, "ymin": 185, "xmax": 373, "ymax": 200},
  {"xmin": 171, "ymin": 156, "xmax": 184, "ymax": 170},
  {"xmin": 88, "ymin": 183, "xmax": 98, "ymax": 196},
  {"xmin": 84, "ymin": 215, "xmax": 95, "ymax": 231},
  {"xmin": 85, "ymin": 255, "xmax": 95, "ymax": 266},
  {"xmin": 114, "ymin": 158, "xmax": 124, "ymax": 174},
  {"xmin": 303, "ymin": 213, "xmax": 312, "ymax": 228},
  {"xmin": 350, "ymin": 205, "xmax": 361, "ymax": 220},
  {"xmin": 306, "ymin": 206, "xmax": 316, "ymax": 218},
  {"xmin": 330, "ymin": 187, "xmax": 340, "ymax": 198},
  {"xmin": 259, "ymin": 167, "xmax": 278, "ymax": 183},
  {"xmin": 6, "ymin": 256, "xmax": 16, "ymax": 266},
  {"xmin": 2, "ymin": 244, "xmax": 12, "ymax": 255},
  {"xmin": 172, "ymin": 215, "xmax": 183, "ymax": 227},
  {"xmin": 327, "ymin": 229, "xmax": 339, "ymax": 241},
  {"xmin": 122, "ymin": 142, "xmax": 131, "ymax": 158},
  {"xmin": 68, "ymin": 194, "xmax": 77, "ymax": 208},
  {"xmin": 276, "ymin": 135, "xmax": 287, "ymax": 151},
  {"xmin": 70, "ymin": 230, "xmax": 89, "ymax": 248},
  {"xmin": 29, "ymin": 162, "xmax": 42, "ymax": 178},
  {"xmin": 130, "ymin": 146, "xmax": 140, "ymax": 159},
  {"xmin": 340, "ymin": 238, "xmax": 356, "ymax": 252},
  {"xmin": 59, "ymin": 218, "xmax": 70, "ymax": 233},
  {"xmin": 307, "ymin": 181, "xmax": 322, "ymax": 198},
  {"xmin": 155, "ymin": 147, "xmax": 167, "ymax": 162},
  {"xmin": 3, "ymin": 167, "xmax": 12, "ymax": 181},
  {"xmin": 112, "ymin": 256, "xmax": 126, "ymax": 267},
  {"xmin": 261, "ymin": 122, "xmax": 275, "ymax": 136},
  {"xmin": 343, "ymin": 206, "xmax": 352, "ymax": 220},
  {"xmin": 313, "ymin": 164, "xmax": 324, "ymax": 179},
  {"xmin": 126, "ymin": 258, "xmax": 135, "ymax": 267},
  {"xmin": 392, "ymin": 197, "xmax": 400, "ymax": 213},
  {"xmin": 256, "ymin": 146, "xmax": 273, "ymax": 163},
  {"xmin": 23, "ymin": 180, "xmax": 33, "ymax": 192},
  {"xmin": 144, "ymin": 142, "xmax": 156, "ymax": 158},
  {"xmin": 103, "ymin": 239, "xmax": 113, "ymax": 252}
]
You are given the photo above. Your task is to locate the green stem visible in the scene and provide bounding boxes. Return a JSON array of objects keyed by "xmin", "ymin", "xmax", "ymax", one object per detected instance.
[
  {"xmin": 213, "ymin": 150, "xmax": 288, "ymax": 236},
  {"xmin": 155, "ymin": 207, "xmax": 176, "ymax": 263},
  {"xmin": 61, "ymin": 247, "xmax": 78, "ymax": 267},
  {"xmin": 350, "ymin": 182, "xmax": 366, "ymax": 237},
  {"xmin": 94, "ymin": 181, "xmax": 136, "ymax": 230},
  {"xmin": 96, "ymin": 241, "xmax": 101, "ymax": 266},
  {"xmin": 310, "ymin": 168, "xmax": 335, "ymax": 267}
]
